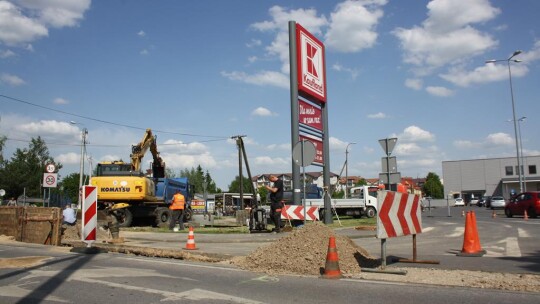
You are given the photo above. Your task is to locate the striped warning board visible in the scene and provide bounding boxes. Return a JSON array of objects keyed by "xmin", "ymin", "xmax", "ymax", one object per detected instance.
[
  {"xmin": 281, "ymin": 205, "xmax": 319, "ymax": 221},
  {"xmin": 82, "ymin": 185, "xmax": 97, "ymax": 245},
  {"xmin": 377, "ymin": 191, "xmax": 422, "ymax": 239}
]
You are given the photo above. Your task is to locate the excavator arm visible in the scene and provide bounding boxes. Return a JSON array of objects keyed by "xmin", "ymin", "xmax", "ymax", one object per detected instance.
[{"xmin": 130, "ymin": 129, "xmax": 165, "ymax": 177}]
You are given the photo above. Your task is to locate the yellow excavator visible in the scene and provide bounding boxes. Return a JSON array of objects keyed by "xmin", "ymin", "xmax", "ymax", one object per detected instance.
[{"xmin": 91, "ymin": 129, "xmax": 177, "ymax": 227}]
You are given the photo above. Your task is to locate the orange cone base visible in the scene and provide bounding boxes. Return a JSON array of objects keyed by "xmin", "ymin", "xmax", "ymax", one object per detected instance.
[
  {"xmin": 457, "ymin": 249, "xmax": 486, "ymax": 257},
  {"xmin": 321, "ymin": 271, "xmax": 343, "ymax": 279}
]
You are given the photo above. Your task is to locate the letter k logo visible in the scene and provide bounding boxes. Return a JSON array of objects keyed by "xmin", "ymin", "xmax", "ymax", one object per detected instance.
[{"xmin": 306, "ymin": 42, "xmax": 318, "ymax": 77}]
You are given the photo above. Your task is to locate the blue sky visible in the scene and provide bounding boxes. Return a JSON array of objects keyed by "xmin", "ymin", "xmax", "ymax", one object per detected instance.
[{"xmin": 1, "ymin": 0, "xmax": 539, "ymax": 190}]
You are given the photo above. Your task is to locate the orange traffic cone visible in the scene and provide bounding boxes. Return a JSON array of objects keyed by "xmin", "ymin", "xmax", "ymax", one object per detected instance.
[
  {"xmin": 457, "ymin": 211, "xmax": 485, "ymax": 257},
  {"xmin": 524, "ymin": 210, "xmax": 529, "ymax": 221},
  {"xmin": 321, "ymin": 236, "xmax": 342, "ymax": 279},
  {"xmin": 184, "ymin": 226, "xmax": 198, "ymax": 250}
]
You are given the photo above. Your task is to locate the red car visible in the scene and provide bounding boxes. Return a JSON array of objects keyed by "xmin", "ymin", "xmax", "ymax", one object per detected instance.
[{"xmin": 505, "ymin": 192, "xmax": 540, "ymax": 218}]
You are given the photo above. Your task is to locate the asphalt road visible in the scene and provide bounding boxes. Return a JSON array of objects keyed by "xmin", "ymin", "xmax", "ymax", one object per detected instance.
[
  {"xmin": 1, "ymin": 242, "xmax": 539, "ymax": 304},
  {"xmin": 348, "ymin": 206, "xmax": 540, "ymax": 273}
]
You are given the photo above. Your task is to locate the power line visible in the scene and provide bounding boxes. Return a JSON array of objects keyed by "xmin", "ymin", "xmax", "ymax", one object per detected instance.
[
  {"xmin": 0, "ymin": 94, "xmax": 230, "ymax": 139},
  {"xmin": 5, "ymin": 136, "xmax": 228, "ymax": 148}
]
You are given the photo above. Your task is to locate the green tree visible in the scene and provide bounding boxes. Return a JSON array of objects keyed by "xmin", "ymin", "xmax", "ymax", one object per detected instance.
[
  {"xmin": 423, "ymin": 172, "xmax": 444, "ymax": 199},
  {"xmin": 59, "ymin": 172, "xmax": 88, "ymax": 205},
  {"xmin": 0, "ymin": 134, "xmax": 6, "ymax": 165},
  {"xmin": 180, "ymin": 165, "xmax": 220, "ymax": 194},
  {"xmin": 0, "ymin": 137, "xmax": 62, "ymax": 198},
  {"xmin": 332, "ymin": 189, "xmax": 344, "ymax": 199},
  {"xmin": 258, "ymin": 186, "xmax": 268, "ymax": 204},
  {"xmin": 227, "ymin": 175, "xmax": 254, "ymax": 193},
  {"xmin": 165, "ymin": 167, "xmax": 178, "ymax": 178},
  {"xmin": 355, "ymin": 178, "xmax": 367, "ymax": 186}
]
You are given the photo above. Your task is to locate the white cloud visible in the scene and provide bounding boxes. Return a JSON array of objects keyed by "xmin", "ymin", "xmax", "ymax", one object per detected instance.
[
  {"xmin": 426, "ymin": 86, "xmax": 454, "ymax": 97},
  {"xmin": 329, "ymin": 137, "xmax": 348, "ymax": 151},
  {"xmin": 0, "ymin": 49, "xmax": 16, "ymax": 58},
  {"xmin": 485, "ymin": 132, "xmax": 513, "ymax": 146},
  {"xmin": 454, "ymin": 132, "xmax": 514, "ymax": 149},
  {"xmin": 393, "ymin": 142, "xmax": 423, "ymax": 156},
  {"xmin": 56, "ymin": 152, "xmax": 80, "ymax": 165},
  {"xmin": 221, "ymin": 70, "xmax": 289, "ymax": 88},
  {"xmin": 332, "ymin": 63, "xmax": 359, "ymax": 79},
  {"xmin": 160, "ymin": 139, "xmax": 207, "ymax": 155},
  {"xmin": 251, "ymin": 6, "xmax": 327, "ymax": 74},
  {"xmin": 53, "ymin": 97, "xmax": 69, "ymax": 105},
  {"xmin": 405, "ymin": 78, "xmax": 423, "ymax": 90},
  {"xmin": 1, "ymin": 73, "xmax": 25, "ymax": 86},
  {"xmin": 251, "ymin": 107, "xmax": 275, "ymax": 117},
  {"xmin": 266, "ymin": 143, "xmax": 289, "ymax": 150},
  {"xmin": 15, "ymin": 120, "xmax": 78, "ymax": 137},
  {"xmin": 246, "ymin": 39, "xmax": 261, "ymax": 48},
  {"xmin": 440, "ymin": 42, "xmax": 538, "ymax": 87},
  {"xmin": 137, "ymin": 30, "xmax": 146, "ymax": 37},
  {"xmin": 324, "ymin": 0, "xmax": 387, "ymax": 52},
  {"xmin": 393, "ymin": 0, "xmax": 499, "ymax": 71},
  {"xmin": 0, "ymin": 0, "xmax": 90, "ymax": 46},
  {"xmin": 163, "ymin": 152, "xmax": 217, "ymax": 169},
  {"xmin": 367, "ymin": 112, "xmax": 386, "ymax": 119},
  {"xmin": 140, "ymin": 49, "xmax": 149, "ymax": 55},
  {"xmin": 254, "ymin": 156, "xmax": 288, "ymax": 166},
  {"xmin": 398, "ymin": 125, "xmax": 435, "ymax": 142}
]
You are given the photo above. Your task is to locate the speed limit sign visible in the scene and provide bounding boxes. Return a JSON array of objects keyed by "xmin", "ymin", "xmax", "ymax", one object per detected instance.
[
  {"xmin": 46, "ymin": 163, "xmax": 56, "ymax": 173},
  {"xmin": 43, "ymin": 173, "xmax": 58, "ymax": 188}
]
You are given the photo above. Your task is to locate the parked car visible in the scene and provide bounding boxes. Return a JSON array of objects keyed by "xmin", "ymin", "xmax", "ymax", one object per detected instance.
[
  {"xmin": 454, "ymin": 197, "xmax": 465, "ymax": 207},
  {"xmin": 477, "ymin": 196, "xmax": 490, "ymax": 207},
  {"xmin": 490, "ymin": 196, "xmax": 506, "ymax": 209},
  {"xmin": 469, "ymin": 198, "xmax": 479, "ymax": 206},
  {"xmin": 505, "ymin": 192, "xmax": 540, "ymax": 218}
]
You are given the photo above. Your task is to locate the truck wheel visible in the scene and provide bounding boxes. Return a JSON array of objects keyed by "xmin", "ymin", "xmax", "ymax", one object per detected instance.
[
  {"xmin": 505, "ymin": 208, "xmax": 513, "ymax": 218},
  {"xmin": 365, "ymin": 206, "xmax": 377, "ymax": 218},
  {"xmin": 183, "ymin": 208, "xmax": 193, "ymax": 222},
  {"xmin": 117, "ymin": 209, "xmax": 133, "ymax": 227},
  {"xmin": 155, "ymin": 207, "xmax": 172, "ymax": 228}
]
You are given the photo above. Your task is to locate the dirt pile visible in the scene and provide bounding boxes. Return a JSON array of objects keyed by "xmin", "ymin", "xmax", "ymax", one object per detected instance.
[
  {"xmin": 61, "ymin": 224, "xmax": 110, "ymax": 242},
  {"xmin": 233, "ymin": 222, "xmax": 378, "ymax": 276}
]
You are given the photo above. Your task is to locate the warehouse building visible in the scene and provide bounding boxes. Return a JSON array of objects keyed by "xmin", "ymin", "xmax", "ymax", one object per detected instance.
[{"xmin": 442, "ymin": 155, "xmax": 540, "ymax": 202}]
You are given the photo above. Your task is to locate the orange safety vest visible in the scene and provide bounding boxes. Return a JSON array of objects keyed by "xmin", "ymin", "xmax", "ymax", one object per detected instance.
[{"xmin": 169, "ymin": 193, "xmax": 185, "ymax": 210}]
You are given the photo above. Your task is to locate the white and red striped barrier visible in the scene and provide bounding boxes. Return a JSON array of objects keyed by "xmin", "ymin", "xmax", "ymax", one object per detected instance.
[
  {"xmin": 82, "ymin": 185, "xmax": 97, "ymax": 246},
  {"xmin": 377, "ymin": 191, "xmax": 422, "ymax": 239},
  {"xmin": 281, "ymin": 205, "xmax": 319, "ymax": 221}
]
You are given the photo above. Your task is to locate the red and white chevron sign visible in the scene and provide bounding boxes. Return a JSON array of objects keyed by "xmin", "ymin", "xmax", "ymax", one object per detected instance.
[
  {"xmin": 82, "ymin": 185, "xmax": 97, "ymax": 245},
  {"xmin": 281, "ymin": 205, "xmax": 319, "ymax": 221},
  {"xmin": 377, "ymin": 191, "xmax": 422, "ymax": 239}
]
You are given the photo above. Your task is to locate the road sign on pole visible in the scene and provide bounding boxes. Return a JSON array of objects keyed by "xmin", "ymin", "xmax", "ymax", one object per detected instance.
[
  {"xmin": 42, "ymin": 173, "xmax": 58, "ymax": 188},
  {"xmin": 379, "ymin": 138, "xmax": 398, "ymax": 156}
]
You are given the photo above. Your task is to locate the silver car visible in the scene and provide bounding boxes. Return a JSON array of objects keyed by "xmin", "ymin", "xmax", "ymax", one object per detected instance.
[{"xmin": 490, "ymin": 196, "xmax": 506, "ymax": 209}]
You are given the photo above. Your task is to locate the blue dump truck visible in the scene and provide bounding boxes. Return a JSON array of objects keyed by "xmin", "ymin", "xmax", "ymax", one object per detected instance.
[{"xmin": 152, "ymin": 177, "xmax": 194, "ymax": 228}]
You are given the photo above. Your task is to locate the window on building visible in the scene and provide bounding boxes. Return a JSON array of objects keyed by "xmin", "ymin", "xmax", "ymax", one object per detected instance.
[
  {"xmin": 529, "ymin": 165, "xmax": 537, "ymax": 175},
  {"xmin": 505, "ymin": 166, "xmax": 513, "ymax": 176}
]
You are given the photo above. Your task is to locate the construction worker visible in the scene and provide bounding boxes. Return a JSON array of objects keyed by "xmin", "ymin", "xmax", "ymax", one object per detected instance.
[
  {"xmin": 266, "ymin": 175, "xmax": 284, "ymax": 233},
  {"xmin": 169, "ymin": 190, "xmax": 185, "ymax": 231},
  {"xmin": 105, "ymin": 203, "xmax": 129, "ymax": 240}
]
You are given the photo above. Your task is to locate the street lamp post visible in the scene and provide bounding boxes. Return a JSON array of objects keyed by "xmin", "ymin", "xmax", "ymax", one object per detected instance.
[
  {"xmin": 486, "ymin": 50, "xmax": 523, "ymax": 193},
  {"xmin": 344, "ymin": 142, "xmax": 356, "ymax": 199},
  {"xmin": 71, "ymin": 121, "xmax": 88, "ymax": 208}
]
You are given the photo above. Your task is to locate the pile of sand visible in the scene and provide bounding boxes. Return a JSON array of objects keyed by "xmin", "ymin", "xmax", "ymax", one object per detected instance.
[{"xmin": 233, "ymin": 222, "xmax": 378, "ymax": 276}]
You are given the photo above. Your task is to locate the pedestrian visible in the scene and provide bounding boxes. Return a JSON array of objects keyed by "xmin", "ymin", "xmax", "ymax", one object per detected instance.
[
  {"xmin": 7, "ymin": 197, "xmax": 17, "ymax": 206},
  {"xmin": 62, "ymin": 204, "xmax": 77, "ymax": 226},
  {"xmin": 169, "ymin": 190, "xmax": 185, "ymax": 231},
  {"xmin": 266, "ymin": 175, "xmax": 284, "ymax": 233}
]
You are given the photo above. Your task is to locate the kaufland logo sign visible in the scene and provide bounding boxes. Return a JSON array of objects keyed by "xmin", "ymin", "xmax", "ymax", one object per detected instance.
[{"xmin": 296, "ymin": 24, "xmax": 326, "ymax": 103}]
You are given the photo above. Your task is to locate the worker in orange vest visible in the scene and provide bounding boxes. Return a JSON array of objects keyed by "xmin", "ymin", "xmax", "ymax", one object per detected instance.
[{"xmin": 169, "ymin": 190, "xmax": 185, "ymax": 231}]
